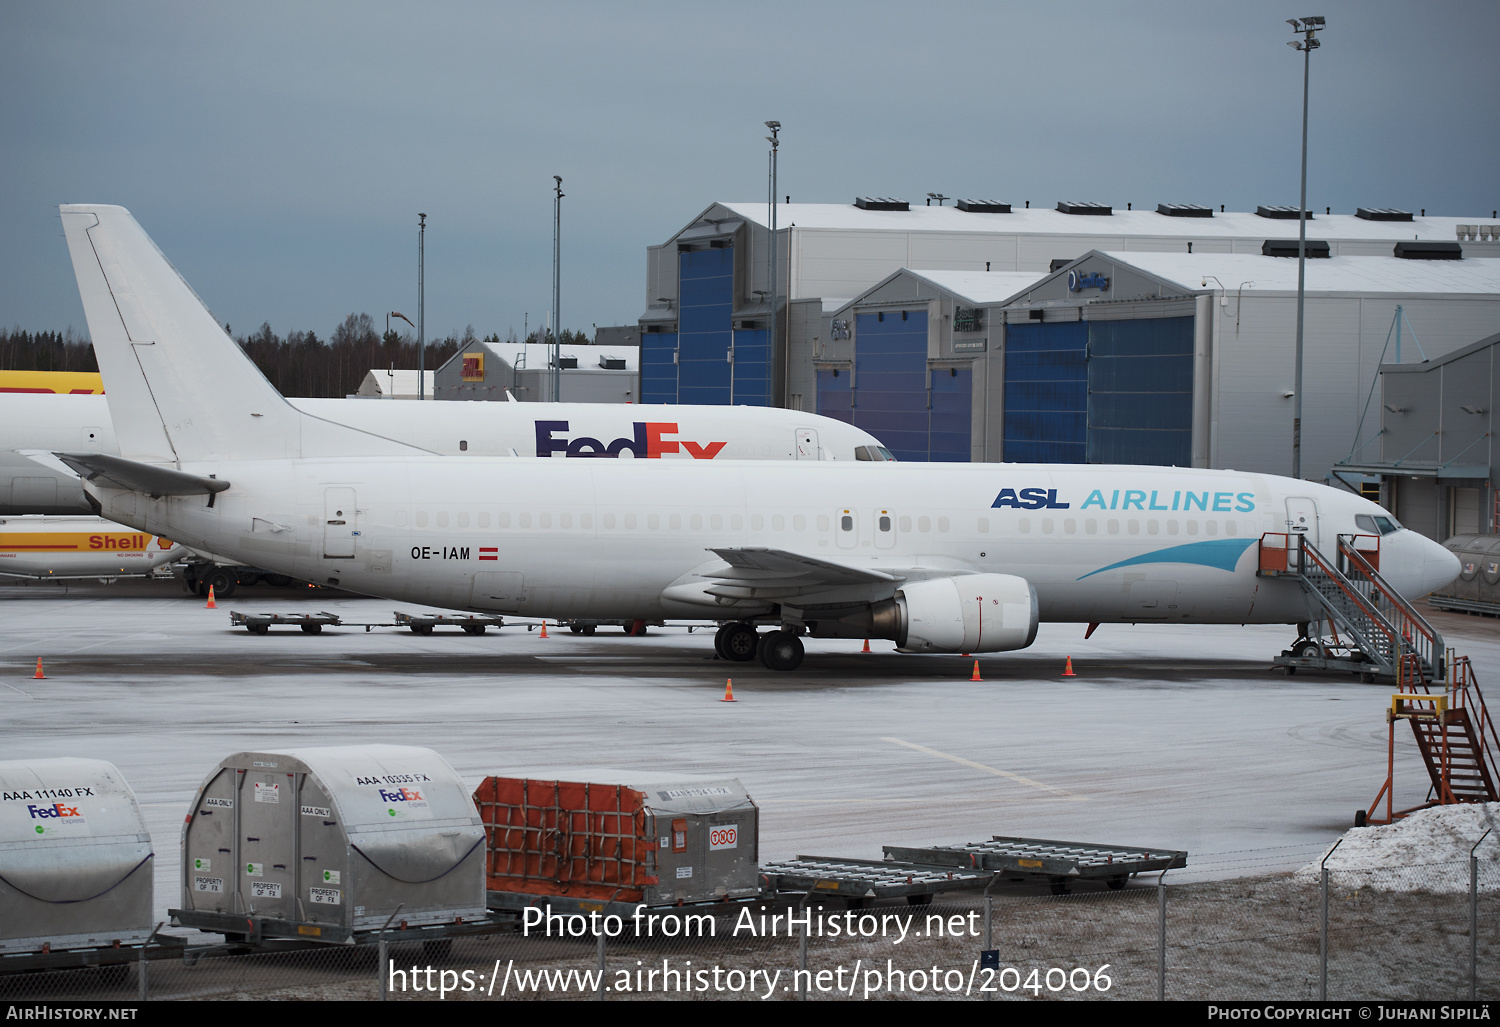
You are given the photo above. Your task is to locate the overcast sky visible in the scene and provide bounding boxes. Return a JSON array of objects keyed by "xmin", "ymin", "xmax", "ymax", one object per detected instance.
[{"xmin": 3, "ymin": 1, "xmax": 1497, "ymax": 345}]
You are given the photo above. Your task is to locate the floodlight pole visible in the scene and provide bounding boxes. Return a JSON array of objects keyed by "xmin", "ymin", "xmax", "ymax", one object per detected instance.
[
  {"xmin": 1289, "ymin": 16, "xmax": 1324, "ymax": 479},
  {"xmin": 418, "ymin": 213, "xmax": 426, "ymax": 400},
  {"xmin": 552, "ymin": 176, "xmax": 564, "ymax": 403},
  {"xmin": 765, "ymin": 121, "xmax": 780, "ymax": 408}
]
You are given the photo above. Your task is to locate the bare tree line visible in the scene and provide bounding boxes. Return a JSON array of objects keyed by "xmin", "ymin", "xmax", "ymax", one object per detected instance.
[{"xmin": 1, "ymin": 316, "xmax": 595, "ymax": 398}]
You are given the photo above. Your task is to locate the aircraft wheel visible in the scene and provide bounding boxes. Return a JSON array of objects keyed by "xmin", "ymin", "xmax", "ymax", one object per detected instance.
[
  {"xmin": 721, "ymin": 623, "xmax": 759, "ymax": 662},
  {"xmin": 300, "ymin": 623, "xmax": 322, "ymax": 634},
  {"xmin": 713, "ymin": 623, "xmax": 733, "ymax": 659},
  {"xmin": 758, "ymin": 630, "xmax": 804, "ymax": 672},
  {"xmin": 263, "ymin": 573, "xmax": 293, "ymax": 587},
  {"xmin": 205, "ymin": 568, "xmax": 237, "ymax": 598}
]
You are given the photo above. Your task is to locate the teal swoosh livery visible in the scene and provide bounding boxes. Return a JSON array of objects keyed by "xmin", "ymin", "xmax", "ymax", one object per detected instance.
[{"xmin": 1076, "ymin": 538, "xmax": 1257, "ymax": 580}]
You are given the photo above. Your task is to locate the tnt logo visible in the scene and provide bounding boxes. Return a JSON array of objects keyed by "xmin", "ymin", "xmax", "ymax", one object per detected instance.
[
  {"xmin": 28, "ymin": 803, "xmax": 82, "ymax": 819},
  {"xmin": 536, "ymin": 421, "xmax": 726, "ymax": 460},
  {"xmin": 378, "ymin": 788, "xmax": 424, "ymax": 803}
]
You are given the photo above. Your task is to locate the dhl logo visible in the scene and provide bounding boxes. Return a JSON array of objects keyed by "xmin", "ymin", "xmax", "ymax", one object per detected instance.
[
  {"xmin": 0, "ymin": 532, "xmax": 176, "ymax": 553},
  {"xmin": 0, "ymin": 370, "xmax": 105, "ymax": 394}
]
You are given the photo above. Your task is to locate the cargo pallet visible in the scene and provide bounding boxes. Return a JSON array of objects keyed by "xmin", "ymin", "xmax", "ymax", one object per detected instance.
[
  {"xmin": 883, "ymin": 836, "xmax": 1188, "ymax": 894},
  {"xmin": 229, "ymin": 610, "xmax": 505, "ymax": 634},
  {"xmin": 759, "ymin": 856, "xmax": 995, "ymax": 905}
]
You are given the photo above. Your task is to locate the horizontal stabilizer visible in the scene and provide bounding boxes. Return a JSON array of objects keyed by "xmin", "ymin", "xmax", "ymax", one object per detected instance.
[{"xmin": 55, "ymin": 452, "xmax": 230, "ymax": 497}]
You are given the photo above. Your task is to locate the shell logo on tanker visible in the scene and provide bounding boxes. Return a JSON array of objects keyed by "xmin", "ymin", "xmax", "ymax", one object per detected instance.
[{"xmin": 0, "ymin": 532, "xmax": 173, "ymax": 553}]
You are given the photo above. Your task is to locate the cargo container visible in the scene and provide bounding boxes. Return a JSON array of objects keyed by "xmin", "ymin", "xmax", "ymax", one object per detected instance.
[
  {"xmin": 474, "ymin": 776, "xmax": 759, "ymax": 911},
  {"xmin": 172, "ymin": 745, "xmax": 488, "ymax": 942},
  {"xmin": 0, "ymin": 758, "xmax": 153, "ymax": 954},
  {"xmin": 1429, "ymin": 534, "xmax": 1500, "ymax": 615}
]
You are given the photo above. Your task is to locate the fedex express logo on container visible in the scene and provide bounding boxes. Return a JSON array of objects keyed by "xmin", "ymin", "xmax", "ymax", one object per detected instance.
[
  {"xmin": 536, "ymin": 421, "xmax": 726, "ymax": 459},
  {"xmin": 28, "ymin": 803, "xmax": 83, "ymax": 820},
  {"xmin": 378, "ymin": 787, "xmax": 424, "ymax": 803}
]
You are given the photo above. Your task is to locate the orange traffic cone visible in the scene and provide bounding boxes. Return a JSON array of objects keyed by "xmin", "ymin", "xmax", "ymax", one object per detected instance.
[
  {"xmin": 721, "ymin": 679, "xmax": 736, "ymax": 702},
  {"xmin": 1062, "ymin": 656, "xmax": 1076, "ymax": 677},
  {"xmin": 33, "ymin": 658, "xmax": 45, "ymax": 680},
  {"xmin": 205, "ymin": 585, "xmax": 217, "ymax": 609},
  {"xmin": 862, "ymin": 639, "xmax": 871, "ymax": 653},
  {"xmin": 539, "ymin": 620, "xmax": 549, "ymax": 639},
  {"xmin": 970, "ymin": 660, "xmax": 982, "ymax": 682}
]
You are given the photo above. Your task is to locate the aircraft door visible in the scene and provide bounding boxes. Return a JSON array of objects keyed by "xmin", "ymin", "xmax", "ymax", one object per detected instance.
[
  {"xmin": 795, "ymin": 429, "xmax": 820, "ymax": 460},
  {"xmin": 1285, "ymin": 496, "xmax": 1319, "ymax": 570},
  {"xmin": 323, "ymin": 488, "xmax": 357, "ymax": 559},
  {"xmin": 875, "ymin": 509, "xmax": 896, "ymax": 549}
]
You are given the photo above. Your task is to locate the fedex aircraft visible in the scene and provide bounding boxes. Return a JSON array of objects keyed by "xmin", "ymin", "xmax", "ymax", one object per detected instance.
[
  {"xmin": 0, "ymin": 386, "xmax": 891, "ymax": 517},
  {"xmin": 46, "ymin": 205, "xmax": 1458, "ymax": 670}
]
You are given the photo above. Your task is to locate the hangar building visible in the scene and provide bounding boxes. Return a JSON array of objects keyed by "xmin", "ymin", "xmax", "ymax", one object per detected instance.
[
  {"xmin": 638, "ymin": 199, "xmax": 1500, "ymax": 419},
  {"xmin": 815, "ymin": 250, "xmax": 1500, "ymax": 492}
]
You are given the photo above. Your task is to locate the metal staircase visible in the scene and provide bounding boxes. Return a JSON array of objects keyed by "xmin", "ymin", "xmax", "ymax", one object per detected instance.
[
  {"xmin": 1258, "ymin": 532, "xmax": 1444, "ymax": 682},
  {"xmin": 1364, "ymin": 653, "xmax": 1500, "ymax": 824}
]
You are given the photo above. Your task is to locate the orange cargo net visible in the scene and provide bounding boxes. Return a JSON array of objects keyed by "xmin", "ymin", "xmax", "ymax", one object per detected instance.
[{"xmin": 472, "ymin": 777, "xmax": 658, "ymax": 901}]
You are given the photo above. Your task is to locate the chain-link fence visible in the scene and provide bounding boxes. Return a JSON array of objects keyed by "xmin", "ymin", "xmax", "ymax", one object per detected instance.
[{"xmin": 2, "ymin": 855, "xmax": 1495, "ymax": 1001}]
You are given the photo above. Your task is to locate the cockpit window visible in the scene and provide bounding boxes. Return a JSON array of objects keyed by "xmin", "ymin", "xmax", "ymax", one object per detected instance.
[
  {"xmin": 1356, "ymin": 514, "xmax": 1401, "ymax": 536},
  {"xmin": 854, "ymin": 446, "xmax": 898, "ymax": 462}
]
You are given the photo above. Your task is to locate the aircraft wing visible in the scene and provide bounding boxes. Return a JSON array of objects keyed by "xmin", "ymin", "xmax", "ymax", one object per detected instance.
[{"xmin": 695, "ymin": 546, "xmax": 899, "ymax": 602}]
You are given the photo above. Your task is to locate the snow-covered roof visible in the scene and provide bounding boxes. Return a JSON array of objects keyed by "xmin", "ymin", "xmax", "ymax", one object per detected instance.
[
  {"xmin": 355, "ymin": 369, "xmax": 435, "ymax": 398},
  {"xmin": 1095, "ymin": 251, "xmax": 1500, "ymax": 296},
  {"xmin": 471, "ymin": 341, "xmax": 638, "ymax": 372},
  {"xmin": 709, "ymin": 201, "xmax": 1493, "ymax": 244}
]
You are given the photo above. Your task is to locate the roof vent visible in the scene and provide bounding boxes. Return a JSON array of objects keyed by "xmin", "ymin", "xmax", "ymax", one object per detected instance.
[
  {"xmin": 1056, "ymin": 201, "xmax": 1112, "ymax": 216},
  {"xmin": 855, "ymin": 197, "xmax": 909, "ymax": 211},
  {"xmin": 557, "ymin": 356, "xmax": 578, "ymax": 370},
  {"xmin": 956, "ymin": 199, "xmax": 1011, "ymax": 214},
  {"xmin": 1393, "ymin": 241, "xmax": 1462, "ymax": 260},
  {"xmin": 599, "ymin": 356, "xmax": 627, "ymax": 370},
  {"xmin": 1261, "ymin": 239, "xmax": 1330, "ymax": 258},
  {"xmin": 1357, "ymin": 207, "xmax": 1413, "ymax": 222},
  {"xmin": 1256, "ymin": 205, "xmax": 1314, "ymax": 220},
  {"xmin": 1049, "ymin": 259, "xmax": 1073, "ymax": 272},
  {"xmin": 1157, "ymin": 203, "xmax": 1213, "ymax": 218}
]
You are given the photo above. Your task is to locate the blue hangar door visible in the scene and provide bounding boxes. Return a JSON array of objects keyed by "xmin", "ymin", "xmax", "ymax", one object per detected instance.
[
  {"xmin": 832, "ymin": 309, "xmax": 970, "ymax": 461},
  {"xmin": 1003, "ymin": 321, "xmax": 1087, "ymax": 463}
]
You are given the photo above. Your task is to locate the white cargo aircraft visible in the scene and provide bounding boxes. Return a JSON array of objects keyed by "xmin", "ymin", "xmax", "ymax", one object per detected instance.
[
  {"xmin": 0, "ymin": 385, "xmax": 891, "ymax": 517},
  {"xmin": 47, "ymin": 205, "xmax": 1458, "ymax": 670}
]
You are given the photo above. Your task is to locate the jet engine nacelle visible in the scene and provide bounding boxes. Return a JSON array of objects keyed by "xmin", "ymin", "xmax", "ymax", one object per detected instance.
[{"xmin": 896, "ymin": 573, "xmax": 1039, "ymax": 653}]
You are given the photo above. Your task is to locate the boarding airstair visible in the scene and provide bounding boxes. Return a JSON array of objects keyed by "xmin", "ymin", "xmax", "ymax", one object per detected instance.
[
  {"xmin": 1258, "ymin": 532, "xmax": 1444, "ymax": 683},
  {"xmin": 1363, "ymin": 653, "xmax": 1500, "ymax": 824}
]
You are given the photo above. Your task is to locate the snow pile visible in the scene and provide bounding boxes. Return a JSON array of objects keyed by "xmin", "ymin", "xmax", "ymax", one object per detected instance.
[{"xmin": 1295, "ymin": 803, "xmax": 1500, "ymax": 892}]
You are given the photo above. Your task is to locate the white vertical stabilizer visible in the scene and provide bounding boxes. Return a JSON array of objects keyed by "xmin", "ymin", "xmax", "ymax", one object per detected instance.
[{"xmin": 58, "ymin": 204, "xmax": 422, "ymax": 463}]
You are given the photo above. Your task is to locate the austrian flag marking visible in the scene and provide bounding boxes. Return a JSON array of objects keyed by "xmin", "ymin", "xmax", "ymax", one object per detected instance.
[{"xmin": 478, "ymin": 547, "xmax": 498, "ymax": 561}]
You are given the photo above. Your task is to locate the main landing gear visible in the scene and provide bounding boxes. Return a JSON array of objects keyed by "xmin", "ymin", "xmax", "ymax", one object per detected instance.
[{"xmin": 714, "ymin": 622, "xmax": 805, "ymax": 671}]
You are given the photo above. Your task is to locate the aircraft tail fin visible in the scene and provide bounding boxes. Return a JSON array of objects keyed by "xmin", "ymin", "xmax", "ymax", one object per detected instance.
[{"xmin": 58, "ymin": 205, "xmax": 418, "ymax": 463}]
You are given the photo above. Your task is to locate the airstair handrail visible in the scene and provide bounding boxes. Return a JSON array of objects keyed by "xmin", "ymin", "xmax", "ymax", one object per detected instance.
[{"xmin": 1338, "ymin": 538, "xmax": 1443, "ymax": 653}]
